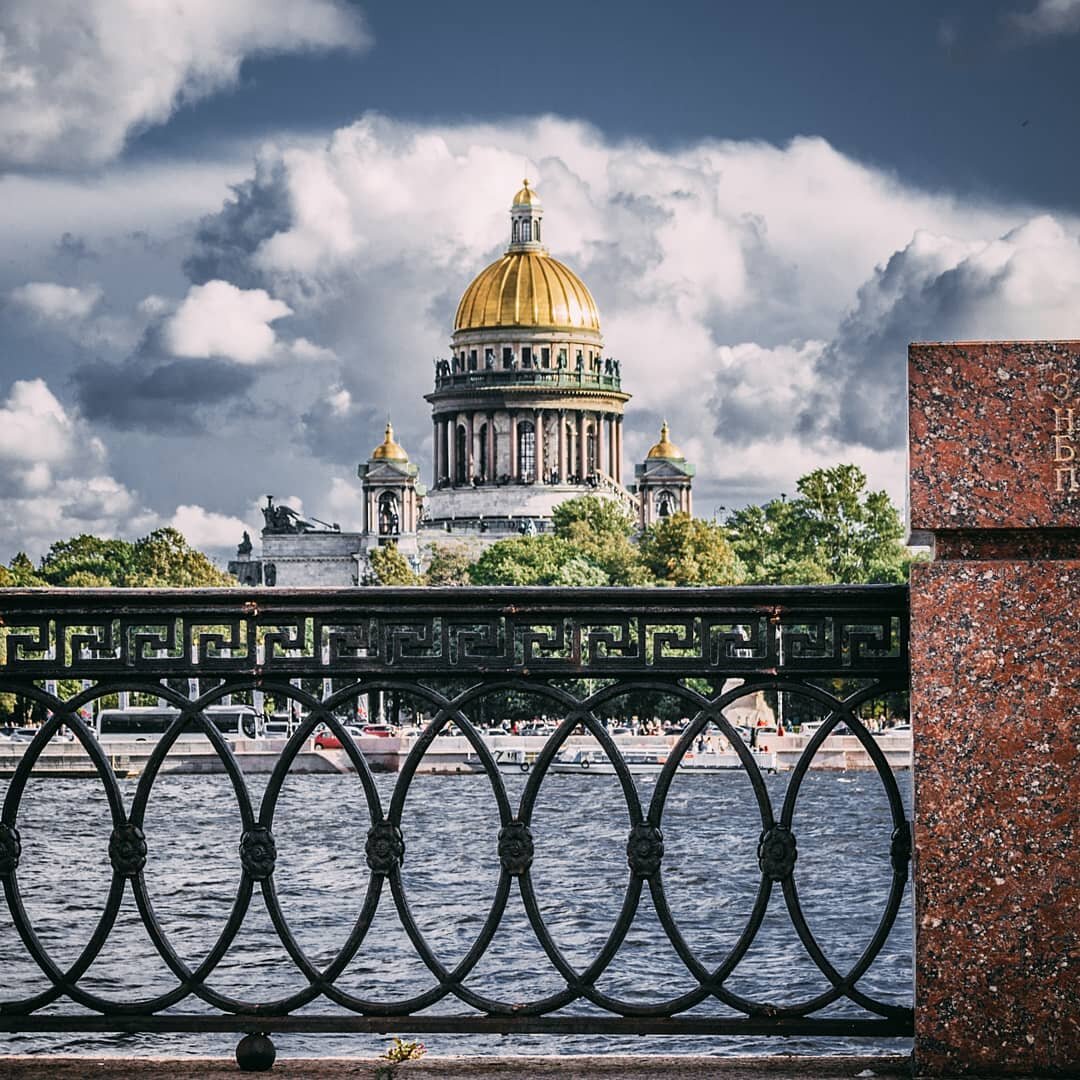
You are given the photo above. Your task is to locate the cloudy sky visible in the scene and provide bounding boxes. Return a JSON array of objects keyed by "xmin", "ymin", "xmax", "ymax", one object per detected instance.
[{"xmin": 2, "ymin": 0, "xmax": 1079, "ymax": 563}]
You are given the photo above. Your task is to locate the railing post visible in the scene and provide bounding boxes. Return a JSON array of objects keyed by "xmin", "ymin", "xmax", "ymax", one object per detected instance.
[{"xmin": 908, "ymin": 341, "xmax": 1080, "ymax": 1076}]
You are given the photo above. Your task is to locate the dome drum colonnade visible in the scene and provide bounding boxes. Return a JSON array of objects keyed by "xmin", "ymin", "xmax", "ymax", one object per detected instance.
[{"xmin": 424, "ymin": 181, "xmax": 631, "ymax": 527}]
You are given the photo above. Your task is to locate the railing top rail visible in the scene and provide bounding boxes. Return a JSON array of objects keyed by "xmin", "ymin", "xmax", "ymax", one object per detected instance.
[
  {"xmin": 0, "ymin": 585, "xmax": 908, "ymax": 680},
  {"xmin": 0, "ymin": 583, "xmax": 908, "ymax": 615}
]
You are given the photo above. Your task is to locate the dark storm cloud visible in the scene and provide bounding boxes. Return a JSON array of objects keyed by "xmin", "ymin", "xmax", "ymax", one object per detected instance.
[
  {"xmin": 791, "ymin": 221, "xmax": 1061, "ymax": 451},
  {"xmin": 300, "ymin": 398, "xmax": 383, "ymax": 463},
  {"xmin": 72, "ymin": 355, "xmax": 256, "ymax": 433},
  {"xmin": 182, "ymin": 158, "xmax": 293, "ymax": 288},
  {"xmin": 792, "ymin": 252, "xmax": 964, "ymax": 451}
]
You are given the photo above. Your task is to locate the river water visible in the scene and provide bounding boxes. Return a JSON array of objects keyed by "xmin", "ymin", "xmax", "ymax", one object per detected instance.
[{"xmin": 0, "ymin": 763, "xmax": 912, "ymax": 1059}]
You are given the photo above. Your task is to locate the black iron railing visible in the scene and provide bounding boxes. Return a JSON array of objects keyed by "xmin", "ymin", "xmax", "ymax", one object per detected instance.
[
  {"xmin": 0, "ymin": 586, "xmax": 912, "ymax": 1068},
  {"xmin": 432, "ymin": 369, "xmax": 623, "ymax": 392}
]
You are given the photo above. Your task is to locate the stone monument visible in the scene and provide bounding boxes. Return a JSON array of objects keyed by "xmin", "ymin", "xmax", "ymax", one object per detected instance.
[{"xmin": 908, "ymin": 340, "xmax": 1079, "ymax": 1076}]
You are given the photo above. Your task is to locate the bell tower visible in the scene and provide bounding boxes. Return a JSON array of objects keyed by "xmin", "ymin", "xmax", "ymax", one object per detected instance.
[{"xmin": 634, "ymin": 421, "xmax": 694, "ymax": 529}]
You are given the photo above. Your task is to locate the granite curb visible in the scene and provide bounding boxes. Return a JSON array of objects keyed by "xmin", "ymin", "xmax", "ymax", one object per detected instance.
[{"xmin": 0, "ymin": 1055, "xmax": 917, "ymax": 1079}]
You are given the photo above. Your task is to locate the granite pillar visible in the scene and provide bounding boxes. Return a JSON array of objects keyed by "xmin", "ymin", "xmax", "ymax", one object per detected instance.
[{"xmin": 908, "ymin": 340, "xmax": 1080, "ymax": 1077}]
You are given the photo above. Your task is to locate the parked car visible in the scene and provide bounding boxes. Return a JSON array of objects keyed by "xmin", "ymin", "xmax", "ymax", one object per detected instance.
[
  {"xmin": 520, "ymin": 724, "xmax": 557, "ymax": 737},
  {"xmin": 0, "ymin": 727, "xmax": 39, "ymax": 742},
  {"xmin": 314, "ymin": 725, "xmax": 366, "ymax": 749},
  {"xmin": 362, "ymin": 724, "xmax": 398, "ymax": 737}
]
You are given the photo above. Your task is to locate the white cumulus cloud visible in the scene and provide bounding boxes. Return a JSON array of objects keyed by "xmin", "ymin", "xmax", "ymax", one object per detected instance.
[
  {"xmin": 169, "ymin": 504, "xmax": 253, "ymax": 550},
  {"xmin": 165, "ymin": 279, "xmax": 293, "ymax": 363},
  {"xmin": 9, "ymin": 281, "xmax": 102, "ymax": 320},
  {"xmin": 0, "ymin": 379, "xmax": 78, "ymax": 464},
  {"xmin": 0, "ymin": 0, "xmax": 370, "ymax": 168},
  {"xmin": 1012, "ymin": 0, "xmax": 1080, "ymax": 36}
]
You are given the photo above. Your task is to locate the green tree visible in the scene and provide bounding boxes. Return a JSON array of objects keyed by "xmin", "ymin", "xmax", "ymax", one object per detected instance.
[
  {"xmin": 637, "ymin": 513, "xmax": 741, "ymax": 586},
  {"xmin": 34, "ymin": 528, "xmax": 233, "ymax": 587},
  {"xmin": 469, "ymin": 535, "xmax": 608, "ymax": 586},
  {"xmin": 369, "ymin": 543, "xmax": 422, "ymax": 585},
  {"xmin": 727, "ymin": 464, "xmax": 907, "ymax": 584},
  {"xmin": 1, "ymin": 553, "xmax": 45, "ymax": 586},
  {"xmin": 423, "ymin": 544, "xmax": 474, "ymax": 585},
  {"xmin": 129, "ymin": 527, "xmax": 235, "ymax": 586},
  {"xmin": 38, "ymin": 535, "xmax": 137, "ymax": 586},
  {"xmin": 551, "ymin": 495, "xmax": 649, "ymax": 584}
]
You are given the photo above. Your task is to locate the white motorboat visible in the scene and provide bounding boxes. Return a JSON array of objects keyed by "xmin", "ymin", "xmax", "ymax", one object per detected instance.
[
  {"xmin": 549, "ymin": 748, "xmax": 667, "ymax": 775},
  {"xmin": 677, "ymin": 748, "xmax": 778, "ymax": 774}
]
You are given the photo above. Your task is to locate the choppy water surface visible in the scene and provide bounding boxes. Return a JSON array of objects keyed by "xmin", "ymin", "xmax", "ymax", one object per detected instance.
[{"xmin": 0, "ymin": 766, "xmax": 912, "ymax": 1058}]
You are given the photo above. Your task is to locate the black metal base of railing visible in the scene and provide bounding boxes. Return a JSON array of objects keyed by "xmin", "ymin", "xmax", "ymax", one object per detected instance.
[{"xmin": 0, "ymin": 1013, "xmax": 913, "ymax": 1037}]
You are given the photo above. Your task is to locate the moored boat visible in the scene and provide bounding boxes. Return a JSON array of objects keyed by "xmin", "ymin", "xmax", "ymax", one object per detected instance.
[
  {"xmin": 677, "ymin": 748, "xmax": 778, "ymax": 774},
  {"xmin": 550, "ymin": 748, "xmax": 667, "ymax": 776}
]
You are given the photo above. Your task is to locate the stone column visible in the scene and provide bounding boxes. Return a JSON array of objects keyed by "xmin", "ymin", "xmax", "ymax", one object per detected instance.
[
  {"xmin": 595, "ymin": 411, "xmax": 605, "ymax": 478},
  {"xmin": 466, "ymin": 412, "xmax": 475, "ymax": 483},
  {"xmin": 487, "ymin": 413, "xmax": 496, "ymax": 482},
  {"xmin": 557, "ymin": 409, "xmax": 567, "ymax": 483},
  {"xmin": 614, "ymin": 419, "xmax": 622, "ymax": 484},
  {"xmin": 577, "ymin": 412, "xmax": 587, "ymax": 480},
  {"xmin": 447, "ymin": 416, "xmax": 457, "ymax": 487},
  {"xmin": 908, "ymin": 340, "xmax": 1080, "ymax": 1077}
]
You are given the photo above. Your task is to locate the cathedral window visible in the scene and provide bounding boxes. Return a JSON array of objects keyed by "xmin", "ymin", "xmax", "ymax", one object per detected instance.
[
  {"xmin": 517, "ymin": 421, "xmax": 535, "ymax": 480},
  {"xmin": 522, "ymin": 220, "xmax": 531, "ymax": 242},
  {"xmin": 656, "ymin": 490, "xmax": 676, "ymax": 519},
  {"xmin": 512, "ymin": 220, "xmax": 519, "ymax": 243},
  {"xmin": 469, "ymin": 350, "xmax": 477, "ymax": 370},
  {"xmin": 455, "ymin": 425, "xmax": 467, "ymax": 485},
  {"xmin": 522, "ymin": 346, "xmax": 532, "ymax": 367},
  {"xmin": 541, "ymin": 347, "xmax": 550, "ymax": 367},
  {"xmin": 378, "ymin": 492, "xmax": 400, "ymax": 535},
  {"xmin": 478, "ymin": 422, "xmax": 488, "ymax": 480},
  {"xmin": 503, "ymin": 347, "xmax": 512, "ymax": 369},
  {"xmin": 535, "ymin": 219, "xmax": 541, "ymax": 242}
]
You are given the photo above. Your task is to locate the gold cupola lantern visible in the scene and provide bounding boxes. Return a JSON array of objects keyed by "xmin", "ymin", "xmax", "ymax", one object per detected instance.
[
  {"xmin": 646, "ymin": 421, "xmax": 685, "ymax": 460},
  {"xmin": 453, "ymin": 180, "xmax": 601, "ymax": 335},
  {"xmin": 370, "ymin": 420, "xmax": 409, "ymax": 462}
]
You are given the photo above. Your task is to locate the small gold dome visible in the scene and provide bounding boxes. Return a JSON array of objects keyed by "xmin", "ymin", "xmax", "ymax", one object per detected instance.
[
  {"xmin": 646, "ymin": 421, "xmax": 684, "ymax": 460},
  {"xmin": 512, "ymin": 178, "xmax": 540, "ymax": 206},
  {"xmin": 455, "ymin": 251, "xmax": 600, "ymax": 333},
  {"xmin": 371, "ymin": 421, "xmax": 408, "ymax": 461}
]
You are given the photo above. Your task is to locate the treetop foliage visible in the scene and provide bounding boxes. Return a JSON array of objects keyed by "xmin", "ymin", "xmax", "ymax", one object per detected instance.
[
  {"xmin": 0, "ymin": 527, "xmax": 235, "ymax": 588},
  {"xmin": 368, "ymin": 542, "xmax": 422, "ymax": 586},
  {"xmin": 725, "ymin": 463, "xmax": 909, "ymax": 585}
]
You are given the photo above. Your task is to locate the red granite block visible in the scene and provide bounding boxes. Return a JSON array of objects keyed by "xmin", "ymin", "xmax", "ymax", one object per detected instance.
[
  {"xmin": 909, "ymin": 341, "xmax": 1080, "ymax": 533},
  {"xmin": 910, "ymin": 560, "xmax": 1080, "ymax": 1075}
]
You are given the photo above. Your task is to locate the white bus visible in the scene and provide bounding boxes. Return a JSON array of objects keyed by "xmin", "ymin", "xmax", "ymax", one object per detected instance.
[{"xmin": 94, "ymin": 705, "xmax": 265, "ymax": 741}]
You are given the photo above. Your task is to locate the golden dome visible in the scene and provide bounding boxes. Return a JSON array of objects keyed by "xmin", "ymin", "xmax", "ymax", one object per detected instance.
[
  {"xmin": 371, "ymin": 421, "xmax": 408, "ymax": 461},
  {"xmin": 512, "ymin": 178, "xmax": 539, "ymax": 206},
  {"xmin": 455, "ymin": 251, "xmax": 600, "ymax": 333},
  {"xmin": 646, "ymin": 421, "xmax": 684, "ymax": 460}
]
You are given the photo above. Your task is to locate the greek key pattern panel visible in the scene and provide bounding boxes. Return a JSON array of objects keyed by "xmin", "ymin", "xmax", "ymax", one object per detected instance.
[{"xmin": 0, "ymin": 587, "xmax": 907, "ymax": 678}]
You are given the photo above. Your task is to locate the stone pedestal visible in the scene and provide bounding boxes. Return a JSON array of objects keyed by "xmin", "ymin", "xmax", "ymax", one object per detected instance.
[{"xmin": 908, "ymin": 341, "xmax": 1080, "ymax": 1076}]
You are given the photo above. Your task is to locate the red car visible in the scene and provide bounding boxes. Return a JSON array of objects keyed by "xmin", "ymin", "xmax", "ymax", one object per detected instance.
[
  {"xmin": 313, "ymin": 725, "xmax": 366, "ymax": 750},
  {"xmin": 362, "ymin": 724, "xmax": 398, "ymax": 737}
]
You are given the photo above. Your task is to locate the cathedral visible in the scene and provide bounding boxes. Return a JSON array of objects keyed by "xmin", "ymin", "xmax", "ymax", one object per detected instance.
[{"xmin": 230, "ymin": 182, "xmax": 694, "ymax": 587}]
